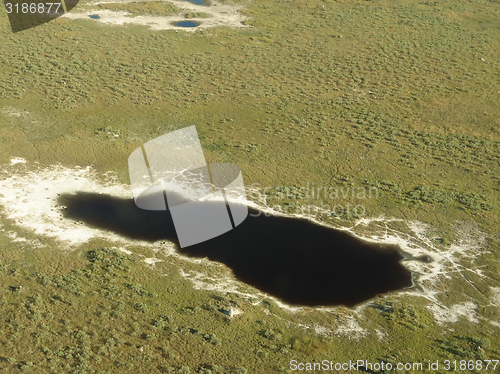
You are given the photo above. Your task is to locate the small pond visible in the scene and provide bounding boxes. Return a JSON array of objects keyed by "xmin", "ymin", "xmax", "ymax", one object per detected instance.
[
  {"xmin": 174, "ymin": 21, "xmax": 199, "ymax": 28},
  {"xmin": 88, "ymin": 14, "xmax": 100, "ymax": 20},
  {"xmin": 183, "ymin": 0, "xmax": 208, "ymax": 5}
]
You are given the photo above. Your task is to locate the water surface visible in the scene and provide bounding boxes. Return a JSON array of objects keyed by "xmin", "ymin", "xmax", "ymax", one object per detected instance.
[
  {"xmin": 175, "ymin": 21, "xmax": 199, "ymax": 27},
  {"xmin": 59, "ymin": 192, "xmax": 413, "ymax": 307},
  {"xmin": 182, "ymin": 0, "xmax": 208, "ymax": 5}
]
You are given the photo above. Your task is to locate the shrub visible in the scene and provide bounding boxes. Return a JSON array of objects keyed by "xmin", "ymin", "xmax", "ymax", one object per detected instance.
[
  {"xmin": 152, "ymin": 319, "xmax": 166, "ymax": 328},
  {"xmin": 203, "ymin": 334, "xmax": 221, "ymax": 346},
  {"xmin": 255, "ymin": 349, "xmax": 268, "ymax": 359},
  {"xmin": 19, "ymin": 361, "xmax": 33, "ymax": 370},
  {"xmin": 184, "ymin": 306, "xmax": 201, "ymax": 315},
  {"xmin": 263, "ymin": 329, "xmax": 282, "ymax": 341},
  {"xmin": 133, "ymin": 303, "xmax": 148, "ymax": 313}
]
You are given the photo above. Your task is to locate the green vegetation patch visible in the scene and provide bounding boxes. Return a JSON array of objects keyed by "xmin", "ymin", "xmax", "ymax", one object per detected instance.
[{"xmin": 184, "ymin": 12, "xmax": 212, "ymax": 19}]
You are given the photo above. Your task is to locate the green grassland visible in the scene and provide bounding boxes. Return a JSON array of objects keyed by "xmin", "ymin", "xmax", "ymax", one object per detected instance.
[{"xmin": 0, "ymin": 0, "xmax": 500, "ymax": 372}]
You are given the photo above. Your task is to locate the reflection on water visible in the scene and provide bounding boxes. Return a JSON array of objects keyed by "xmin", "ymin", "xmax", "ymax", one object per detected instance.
[{"xmin": 59, "ymin": 192, "xmax": 413, "ymax": 307}]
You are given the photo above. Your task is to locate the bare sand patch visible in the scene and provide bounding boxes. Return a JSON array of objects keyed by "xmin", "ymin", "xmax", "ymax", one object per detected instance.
[
  {"xmin": 427, "ymin": 302, "xmax": 479, "ymax": 325},
  {"xmin": 0, "ymin": 160, "xmax": 133, "ymax": 245},
  {"xmin": 1, "ymin": 106, "xmax": 29, "ymax": 118}
]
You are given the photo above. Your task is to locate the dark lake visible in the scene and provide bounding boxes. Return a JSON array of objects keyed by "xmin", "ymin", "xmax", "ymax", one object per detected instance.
[
  {"xmin": 58, "ymin": 192, "xmax": 413, "ymax": 307},
  {"xmin": 175, "ymin": 21, "xmax": 199, "ymax": 28}
]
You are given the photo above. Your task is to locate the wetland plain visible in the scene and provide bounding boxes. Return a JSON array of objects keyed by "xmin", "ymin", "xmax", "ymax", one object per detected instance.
[{"xmin": 0, "ymin": 0, "xmax": 499, "ymax": 372}]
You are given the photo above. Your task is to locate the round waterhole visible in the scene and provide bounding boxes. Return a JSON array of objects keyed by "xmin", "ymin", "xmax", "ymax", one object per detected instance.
[{"xmin": 174, "ymin": 21, "xmax": 199, "ymax": 28}]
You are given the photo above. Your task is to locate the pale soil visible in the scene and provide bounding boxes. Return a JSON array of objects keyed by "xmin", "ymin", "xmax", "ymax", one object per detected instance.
[{"xmin": 64, "ymin": 0, "xmax": 250, "ymax": 31}]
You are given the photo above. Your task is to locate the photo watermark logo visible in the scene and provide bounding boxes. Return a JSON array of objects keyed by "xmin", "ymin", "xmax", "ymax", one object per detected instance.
[
  {"xmin": 128, "ymin": 125, "xmax": 248, "ymax": 248},
  {"xmin": 248, "ymin": 182, "xmax": 379, "ymax": 219}
]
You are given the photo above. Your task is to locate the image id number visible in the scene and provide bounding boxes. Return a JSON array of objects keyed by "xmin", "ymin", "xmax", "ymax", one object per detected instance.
[
  {"xmin": 443, "ymin": 360, "xmax": 499, "ymax": 371},
  {"xmin": 5, "ymin": 3, "xmax": 62, "ymax": 14}
]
